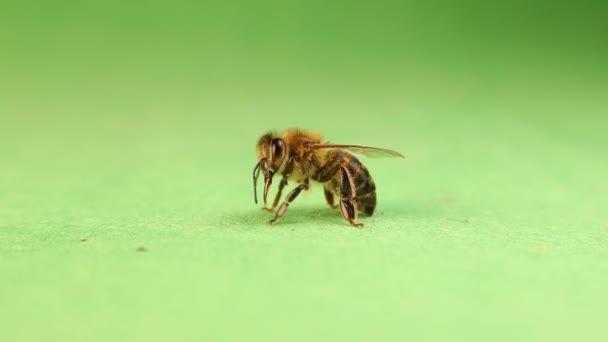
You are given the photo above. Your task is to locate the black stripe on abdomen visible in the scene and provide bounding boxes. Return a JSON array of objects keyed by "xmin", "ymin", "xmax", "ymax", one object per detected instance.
[
  {"xmin": 347, "ymin": 161, "xmax": 375, "ymax": 198},
  {"xmin": 346, "ymin": 158, "xmax": 377, "ymax": 215}
]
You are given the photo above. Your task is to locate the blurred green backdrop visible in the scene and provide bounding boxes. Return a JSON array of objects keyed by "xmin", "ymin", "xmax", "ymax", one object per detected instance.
[{"xmin": 1, "ymin": 1, "xmax": 607, "ymax": 341}]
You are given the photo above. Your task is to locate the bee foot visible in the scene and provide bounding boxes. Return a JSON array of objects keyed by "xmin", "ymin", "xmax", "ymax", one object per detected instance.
[
  {"xmin": 262, "ymin": 207, "xmax": 274, "ymax": 212},
  {"xmin": 267, "ymin": 219, "xmax": 278, "ymax": 225},
  {"xmin": 349, "ymin": 222, "xmax": 364, "ymax": 228}
]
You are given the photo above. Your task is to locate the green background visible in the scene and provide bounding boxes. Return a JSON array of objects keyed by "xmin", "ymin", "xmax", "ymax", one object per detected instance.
[{"xmin": 1, "ymin": 1, "xmax": 607, "ymax": 341}]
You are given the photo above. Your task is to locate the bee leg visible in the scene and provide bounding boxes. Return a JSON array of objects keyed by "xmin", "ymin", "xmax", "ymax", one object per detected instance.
[
  {"xmin": 324, "ymin": 187, "xmax": 338, "ymax": 209},
  {"xmin": 338, "ymin": 167, "xmax": 363, "ymax": 228},
  {"xmin": 262, "ymin": 178, "xmax": 287, "ymax": 212},
  {"xmin": 339, "ymin": 199, "xmax": 363, "ymax": 228},
  {"xmin": 263, "ymin": 158, "xmax": 295, "ymax": 212},
  {"xmin": 268, "ymin": 180, "xmax": 309, "ymax": 225}
]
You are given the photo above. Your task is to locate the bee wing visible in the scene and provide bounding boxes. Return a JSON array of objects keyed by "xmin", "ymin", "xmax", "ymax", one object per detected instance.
[{"xmin": 308, "ymin": 144, "xmax": 404, "ymax": 158}]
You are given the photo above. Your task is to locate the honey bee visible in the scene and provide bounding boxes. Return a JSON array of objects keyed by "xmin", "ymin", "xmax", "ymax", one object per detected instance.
[{"xmin": 253, "ymin": 129, "xmax": 404, "ymax": 227}]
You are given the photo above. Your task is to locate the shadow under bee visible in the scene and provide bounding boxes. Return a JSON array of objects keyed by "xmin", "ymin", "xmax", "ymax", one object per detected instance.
[{"xmin": 219, "ymin": 206, "xmax": 351, "ymax": 229}]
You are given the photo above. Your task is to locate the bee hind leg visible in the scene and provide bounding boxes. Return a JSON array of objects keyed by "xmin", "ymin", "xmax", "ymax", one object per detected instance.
[
  {"xmin": 339, "ymin": 199, "xmax": 364, "ymax": 228},
  {"xmin": 338, "ymin": 167, "xmax": 363, "ymax": 228},
  {"xmin": 268, "ymin": 180, "xmax": 309, "ymax": 225}
]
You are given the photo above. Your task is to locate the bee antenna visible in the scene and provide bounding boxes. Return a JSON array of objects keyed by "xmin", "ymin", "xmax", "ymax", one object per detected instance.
[{"xmin": 253, "ymin": 159, "xmax": 264, "ymax": 204}]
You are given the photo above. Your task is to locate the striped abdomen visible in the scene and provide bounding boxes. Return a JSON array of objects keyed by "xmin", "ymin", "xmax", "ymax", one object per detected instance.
[
  {"xmin": 345, "ymin": 154, "xmax": 377, "ymax": 216},
  {"xmin": 312, "ymin": 150, "xmax": 377, "ymax": 216}
]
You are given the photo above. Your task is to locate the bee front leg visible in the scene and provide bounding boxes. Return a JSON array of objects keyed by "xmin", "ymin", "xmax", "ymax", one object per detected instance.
[
  {"xmin": 264, "ymin": 157, "xmax": 295, "ymax": 212},
  {"xmin": 268, "ymin": 180, "xmax": 309, "ymax": 225},
  {"xmin": 262, "ymin": 178, "xmax": 287, "ymax": 212}
]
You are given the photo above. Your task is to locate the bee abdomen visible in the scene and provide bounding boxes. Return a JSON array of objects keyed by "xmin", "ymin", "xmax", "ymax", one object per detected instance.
[
  {"xmin": 356, "ymin": 192, "xmax": 377, "ymax": 216},
  {"xmin": 347, "ymin": 158, "xmax": 377, "ymax": 216}
]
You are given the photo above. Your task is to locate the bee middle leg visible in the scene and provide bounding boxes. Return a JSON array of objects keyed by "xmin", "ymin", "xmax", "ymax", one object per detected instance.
[
  {"xmin": 268, "ymin": 179, "xmax": 309, "ymax": 225},
  {"xmin": 324, "ymin": 187, "xmax": 338, "ymax": 209}
]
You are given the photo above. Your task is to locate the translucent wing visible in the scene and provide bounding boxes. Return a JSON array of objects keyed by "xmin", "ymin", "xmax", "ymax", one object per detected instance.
[{"xmin": 309, "ymin": 144, "xmax": 404, "ymax": 158}]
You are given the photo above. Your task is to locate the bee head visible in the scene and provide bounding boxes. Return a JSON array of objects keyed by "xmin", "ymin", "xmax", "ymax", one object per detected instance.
[{"xmin": 253, "ymin": 132, "xmax": 287, "ymax": 206}]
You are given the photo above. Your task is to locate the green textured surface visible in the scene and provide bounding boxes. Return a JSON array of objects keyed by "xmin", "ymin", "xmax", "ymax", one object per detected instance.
[{"xmin": 1, "ymin": 1, "xmax": 608, "ymax": 341}]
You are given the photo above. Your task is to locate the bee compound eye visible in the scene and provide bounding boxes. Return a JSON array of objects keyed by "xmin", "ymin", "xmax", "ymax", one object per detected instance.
[{"xmin": 271, "ymin": 139, "xmax": 284, "ymax": 160}]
